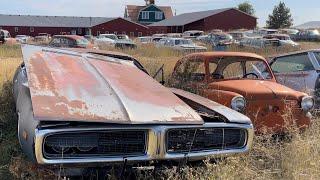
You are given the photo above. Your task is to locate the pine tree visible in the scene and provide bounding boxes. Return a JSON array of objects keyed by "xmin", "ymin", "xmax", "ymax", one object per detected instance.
[{"xmin": 266, "ymin": 2, "xmax": 293, "ymax": 29}]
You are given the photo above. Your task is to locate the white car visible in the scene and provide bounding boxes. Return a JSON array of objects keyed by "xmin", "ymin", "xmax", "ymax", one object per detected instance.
[
  {"xmin": 263, "ymin": 34, "xmax": 299, "ymax": 47},
  {"xmin": 158, "ymin": 38, "xmax": 207, "ymax": 52},
  {"xmin": 15, "ymin": 35, "xmax": 32, "ymax": 43},
  {"xmin": 94, "ymin": 34, "xmax": 116, "ymax": 46}
]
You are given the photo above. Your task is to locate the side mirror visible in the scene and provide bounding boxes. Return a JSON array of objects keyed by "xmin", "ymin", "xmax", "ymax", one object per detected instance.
[{"xmin": 153, "ymin": 64, "xmax": 165, "ymax": 85}]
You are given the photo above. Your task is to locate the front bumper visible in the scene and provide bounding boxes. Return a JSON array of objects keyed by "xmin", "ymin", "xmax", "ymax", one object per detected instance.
[{"xmin": 34, "ymin": 123, "xmax": 254, "ymax": 165}]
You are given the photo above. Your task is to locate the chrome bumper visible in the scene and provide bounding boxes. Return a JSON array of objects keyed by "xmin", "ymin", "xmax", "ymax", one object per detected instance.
[{"xmin": 34, "ymin": 123, "xmax": 254, "ymax": 165}]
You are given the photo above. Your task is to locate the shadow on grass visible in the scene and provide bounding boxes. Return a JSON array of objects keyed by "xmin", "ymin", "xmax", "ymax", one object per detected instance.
[{"xmin": 0, "ymin": 81, "xmax": 19, "ymax": 178}]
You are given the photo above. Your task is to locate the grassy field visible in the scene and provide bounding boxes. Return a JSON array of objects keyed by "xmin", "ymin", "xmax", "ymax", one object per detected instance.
[{"xmin": 1, "ymin": 42, "xmax": 320, "ymax": 179}]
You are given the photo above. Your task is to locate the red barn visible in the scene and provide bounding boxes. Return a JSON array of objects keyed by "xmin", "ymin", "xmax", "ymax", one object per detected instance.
[
  {"xmin": 0, "ymin": 15, "xmax": 150, "ymax": 37},
  {"xmin": 149, "ymin": 8, "xmax": 257, "ymax": 33}
]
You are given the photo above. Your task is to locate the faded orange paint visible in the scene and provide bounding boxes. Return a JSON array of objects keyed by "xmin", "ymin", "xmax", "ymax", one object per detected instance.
[
  {"xmin": 173, "ymin": 52, "xmax": 311, "ymax": 133},
  {"xmin": 24, "ymin": 46, "xmax": 203, "ymax": 124}
]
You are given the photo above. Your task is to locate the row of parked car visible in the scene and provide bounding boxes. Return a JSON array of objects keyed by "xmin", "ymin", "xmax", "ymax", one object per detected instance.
[
  {"xmin": 136, "ymin": 28, "xmax": 305, "ymax": 52},
  {"xmin": 12, "ymin": 39, "xmax": 318, "ymax": 176}
]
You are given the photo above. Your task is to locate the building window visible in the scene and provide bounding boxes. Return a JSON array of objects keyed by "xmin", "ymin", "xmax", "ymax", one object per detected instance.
[
  {"xmin": 105, "ymin": 31, "xmax": 109, "ymax": 34},
  {"xmin": 30, "ymin": 27, "xmax": 34, "ymax": 32},
  {"xmin": 141, "ymin": 11, "xmax": 149, "ymax": 19},
  {"xmin": 130, "ymin": 32, "xmax": 134, "ymax": 37},
  {"xmin": 114, "ymin": 31, "xmax": 117, "ymax": 35},
  {"xmin": 15, "ymin": 27, "xmax": 19, "ymax": 32},
  {"xmin": 97, "ymin": 31, "xmax": 101, "ymax": 36},
  {"xmin": 155, "ymin": 12, "xmax": 163, "ymax": 20},
  {"xmin": 78, "ymin": 28, "xmax": 82, "ymax": 34},
  {"xmin": 138, "ymin": 32, "xmax": 142, "ymax": 37}
]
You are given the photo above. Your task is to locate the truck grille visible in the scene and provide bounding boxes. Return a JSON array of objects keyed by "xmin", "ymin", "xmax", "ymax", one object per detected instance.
[
  {"xmin": 43, "ymin": 130, "xmax": 147, "ymax": 158},
  {"xmin": 166, "ymin": 128, "xmax": 246, "ymax": 153}
]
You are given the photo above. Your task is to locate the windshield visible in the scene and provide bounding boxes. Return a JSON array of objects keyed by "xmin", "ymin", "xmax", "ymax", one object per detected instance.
[
  {"xmin": 175, "ymin": 57, "xmax": 273, "ymax": 83},
  {"xmin": 210, "ymin": 58, "xmax": 273, "ymax": 80},
  {"xmin": 314, "ymin": 52, "xmax": 320, "ymax": 64}
]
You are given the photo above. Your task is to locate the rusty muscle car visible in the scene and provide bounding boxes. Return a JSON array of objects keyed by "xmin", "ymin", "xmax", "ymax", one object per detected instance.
[
  {"xmin": 13, "ymin": 45, "xmax": 253, "ymax": 175},
  {"xmin": 171, "ymin": 52, "xmax": 313, "ymax": 134}
]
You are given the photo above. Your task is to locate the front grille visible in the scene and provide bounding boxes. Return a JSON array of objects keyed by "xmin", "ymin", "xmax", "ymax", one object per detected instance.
[
  {"xmin": 166, "ymin": 128, "xmax": 246, "ymax": 153},
  {"xmin": 43, "ymin": 130, "xmax": 147, "ymax": 158}
]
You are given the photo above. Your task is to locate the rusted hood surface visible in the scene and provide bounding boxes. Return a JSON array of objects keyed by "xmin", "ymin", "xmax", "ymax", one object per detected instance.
[
  {"xmin": 22, "ymin": 45, "xmax": 203, "ymax": 124},
  {"xmin": 209, "ymin": 80, "xmax": 302, "ymax": 100}
]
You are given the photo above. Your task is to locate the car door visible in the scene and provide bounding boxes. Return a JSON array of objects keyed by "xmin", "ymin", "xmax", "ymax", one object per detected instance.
[
  {"xmin": 270, "ymin": 53, "xmax": 317, "ymax": 94},
  {"xmin": 172, "ymin": 57, "xmax": 208, "ymax": 94}
]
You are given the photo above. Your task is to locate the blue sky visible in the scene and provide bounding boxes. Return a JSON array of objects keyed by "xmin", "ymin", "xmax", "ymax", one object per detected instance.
[{"xmin": 0, "ymin": 0, "xmax": 317, "ymax": 26}]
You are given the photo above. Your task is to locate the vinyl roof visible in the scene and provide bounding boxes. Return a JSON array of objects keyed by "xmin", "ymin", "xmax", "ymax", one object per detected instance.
[
  {"xmin": 0, "ymin": 14, "xmax": 118, "ymax": 28},
  {"xmin": 149, "ymin": 8, "xmax": 257, "ymax": 27}
]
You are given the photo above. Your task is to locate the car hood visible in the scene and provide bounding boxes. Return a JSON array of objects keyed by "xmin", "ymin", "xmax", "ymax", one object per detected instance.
[
  {"xmin": 209, "ymin": 80, "xmax": 303, "ymax": 100},
  {"xmin": 21, "ymin": 45, "xmax": 203, "ymax": 124}
]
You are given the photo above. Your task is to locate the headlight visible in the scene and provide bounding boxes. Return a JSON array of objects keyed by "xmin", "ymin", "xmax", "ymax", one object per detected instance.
[
  {"xmin": 301, "ymin": 96, "xmax": 314, "ymax": 111},
  {"xmin": 231, "ymin": 96, "xmax": 246, "ymax": 112}
]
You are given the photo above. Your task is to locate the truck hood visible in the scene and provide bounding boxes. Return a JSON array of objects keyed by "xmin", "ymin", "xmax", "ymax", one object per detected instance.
[
  {"xmin": 209, "ymin": 80, "xmax": 303, "ymax": 100},
  {"xmin": 22, "ymin": 45, "xmax": 203, "ymax": 124}
]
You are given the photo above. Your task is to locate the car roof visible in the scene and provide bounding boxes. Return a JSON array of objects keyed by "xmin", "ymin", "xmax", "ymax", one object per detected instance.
[
  {"xmin": 271, "ymin": 49, "xmax": 320, "ymax": 59},
  {"xmin": 185, "ymin": 52, "xmax": 266, "ymax": 61}
]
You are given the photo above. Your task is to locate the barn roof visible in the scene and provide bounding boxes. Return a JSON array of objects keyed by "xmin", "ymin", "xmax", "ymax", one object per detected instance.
[
  {"xmin": 149, "ymin": 8, "xmax": 257, "ymax": 27},
  {"xmin": 295, "ymin": 21, "xmax": 320, "ymax": 29},
  {"xmin": 0, "ymin": 14, "xmax": 118, "ymax": 27},
  {"xmin": 126, "ymin": 5, "xmax": 173, "ymax": 22}
]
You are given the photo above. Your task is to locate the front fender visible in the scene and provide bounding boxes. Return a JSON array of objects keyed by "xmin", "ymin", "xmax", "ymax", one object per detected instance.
[
  {"xmin": 171, "ymin": 88, "xmax": 251, "ymax": 125},
  {"xmin": 202, "ymin": 89, "xmax": 243, "ymax": 107}
]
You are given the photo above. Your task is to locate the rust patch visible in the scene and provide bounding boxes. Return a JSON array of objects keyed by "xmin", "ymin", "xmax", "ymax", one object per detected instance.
[
  {"xmin": 89, "ymin": 59, "xmax": 186, "ymax": 107},
  {"xmin": 26, "ymin": 51, "xmax": 129, "ymax": 122}
]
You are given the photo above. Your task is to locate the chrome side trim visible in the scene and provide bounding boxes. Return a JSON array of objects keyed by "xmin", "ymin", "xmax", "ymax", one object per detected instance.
[{"xmin": 34, "ymin": 123, "xmax": 254, "ymax": 165}]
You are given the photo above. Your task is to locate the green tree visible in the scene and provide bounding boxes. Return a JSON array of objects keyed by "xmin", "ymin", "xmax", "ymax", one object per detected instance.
[
  {"xmin": 238, "ymin": 1, "xmax": 255, "ymax": 16},
  {"xmin": 266, "ymin": 1, "xmax": 293, "ymax": 29}
]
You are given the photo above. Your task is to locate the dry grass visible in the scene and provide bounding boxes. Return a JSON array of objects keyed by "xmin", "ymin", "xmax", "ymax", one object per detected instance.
[{"xmin": 1, "ymin": 43, "xmax": 320, "ymax": 179}]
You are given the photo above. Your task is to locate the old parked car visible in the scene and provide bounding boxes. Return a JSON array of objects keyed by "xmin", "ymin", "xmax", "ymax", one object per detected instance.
[
  {"xmin": 95, "ymin": 34, "xmax": 136, "ymax": 49},
  {"xmin": 34, "ymin": 33, "xmax": 51, "ymax": 43},
  {"xmin": 240, "ymin": 37, "xmax": 281, "ymax": 49},
  {"xmin": 15, "ymin": 35, "xmax": 33, "ymax": 44},
  {"xmin": 263, "ymin": 34, "xmax": 299, "ymax": 47},
  {"xmin": 49, "ymin": 35, "xmax": 95, "ymax": 49},
  {"xmin": 171, "ymin": 52, "xmax": 313, "ymax": 133},
  {"xmin": 0, "ymin": 29, "xmax": 18, "ymax": 45},
  {"xmin": 158, "ymin": 38, "xmax": 207, "ymax": 52},
  {"xmin": 136, "ymin": 36, "xmax": 153, "ymax": 44},
  {"xmin": 293, "ymin": 29, "xmax": 320, "ymax": 41},
  {"xmin": 269, "ymin": 50, "xmax": 320, "ymax": 110},
  {"xmin": 13, "ymin": 45, "xmax": 253, "ymax": 176},
  {"xmin": 206, "ymin": 32, "xmax": 234, "ymax": 46}
]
